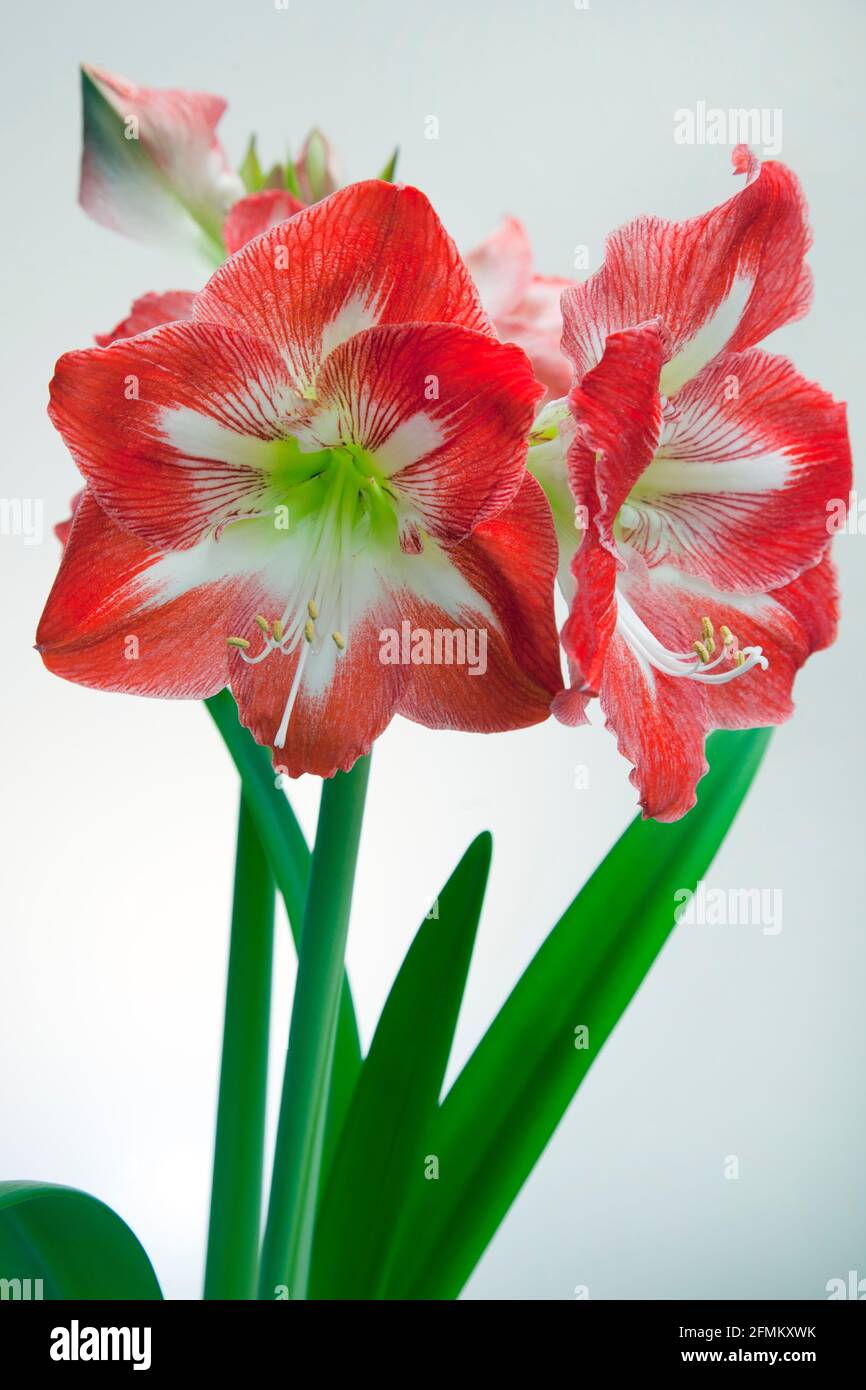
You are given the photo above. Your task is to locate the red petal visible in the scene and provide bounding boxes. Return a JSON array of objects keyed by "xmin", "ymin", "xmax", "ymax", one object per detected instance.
[
  {"xmin": 703, "ymin": 553, "xmax": 840, "ymax": 730},
  {"xmin": 560, "ymin": 540, "xmax": 619, "ymax": 697},
  {"xmin": 48, "ymin": 319, "xmax": 303, "ymax": 551},
  {"xmin": 311, "ymin": 322, "xmax": 544, "ymax": 542},
  {"xmin": 222, "ymin": 189, "xmax": 307, "ymax": 256},
  {"xmin": 193, "ymin": 181, "xmax": 493, "ymax": 386},
  {"xmin": 94, "ymin": 290, "xmax": 196, "ymax": 346},
  {"xmin": 561, "ymin": 152, "xmax": 811, "ymax": 390},
  {"xmin": 396, "ymin": 474, "xmax": 564, "ymax": 731},
  {"xmin": 593, "ymin": 627, "xmax": 709, "ymax": 822},
  {"xmin": 36, "ymin": 491, "xmax": 235, "ymax": 697},
  {"xmin": 559, "ymin": 547, "xmax": 841, "ymax": 821},
  {"xmin": 567, "ymin": 321, "xmax": 668, "ymax": 547},
  {"xmin": 623, "ymin": 349, "xmax": 852, "ymax": 592},
  {"xmin": 54, "ymin": 488, "xmax": 85, "ymax": 546},
  {"xmin": 230, "ymin": 606, "xmax": 410, "ymax": 780}
]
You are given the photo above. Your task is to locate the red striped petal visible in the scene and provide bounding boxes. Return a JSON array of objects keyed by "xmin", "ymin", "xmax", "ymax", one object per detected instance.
[
  {"xmin": 623, "ymin": 349, "xmax": 852, "ymax": 592},
  {"xmin": 561, "ymin": 152, "xmax": 811, "ymax": 391},
  {"xmin": 48, "ymin": 320, "xmax": 304, "ymax": 551},
  {"xmin": 36, "ymin": 491, "xmax": 237, "ymax": 697},
  {"xmin": 222, "ymin": 189, "xmax": 306, "ymax": 256},
  {"xmin": 94, "ymin": 289, "xmax": 196, "ymax": 346},
  {"xmin": 310, "ymin": 322, "xmax": 544, "ymax": 542},
  {"xmin": 194, "ymin": 181, "xmax": 493, "ymax": 390}
]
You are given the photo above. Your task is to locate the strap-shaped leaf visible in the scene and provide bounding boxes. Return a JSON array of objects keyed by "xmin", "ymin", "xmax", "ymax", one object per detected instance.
[
  {"xmin": 0, "ymin": 1182, "xmax": 162, "ymax": 1299},
  {"xmin": 383, "ymin": 727, "xmax": 772, "ymax": 1298},
  {"xmin": 310, "ymin": 832, "xmax": 492, "ymax": 1299}
]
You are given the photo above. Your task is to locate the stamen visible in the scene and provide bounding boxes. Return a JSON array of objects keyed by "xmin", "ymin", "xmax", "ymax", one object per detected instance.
[
  {"xmin": 332, "ymin": 630, "xmax": 346, "ymax": 650},
  {"xmin": 307, "ymin": 599, "xmax": 319, "ymax": 619},
  {"xmin": 214, "ymin": 508, "xmax": 276, "ymax": 543},
  {"xmin": 701, "ymin": 616, "xmax": 714, "ymax": 643},
  {"xmin": 617, "ymin": 596, "xmax": 769, "ymax": 687},
  {"xmin": 227, "ymin": 636, "xmax": 250, "ymax": 650},
  {"xmin": 304, "ymin": 617, "xmax": 315, "ymax": 643},
  {"xmin": 272, "ymin": 619, "xmax": 284, "ymax": 642},
  {"xmin": 274, "ymin": 640, "xmax": 311, "ymax": 749},
  {"xmin": 254, "ymin": 615, "xmax": 271, "ymax": 636}
]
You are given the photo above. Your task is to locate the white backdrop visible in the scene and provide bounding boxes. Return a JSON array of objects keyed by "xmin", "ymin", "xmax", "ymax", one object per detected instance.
[{"xmin": 1, "ymin": 0, "xmax": 863, "ymax": 1299}]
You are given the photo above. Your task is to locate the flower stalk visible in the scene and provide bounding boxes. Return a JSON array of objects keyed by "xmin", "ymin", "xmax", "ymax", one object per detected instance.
[
  {"xmin": 258, "ymin": 754, "xmax": 371, "ymax": 1300},
  {"xmin": 204, "ymin": 792, "xmax": 275, "ymax": 1300}
]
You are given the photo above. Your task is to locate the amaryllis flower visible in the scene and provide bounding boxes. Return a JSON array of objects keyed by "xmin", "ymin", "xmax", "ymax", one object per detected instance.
[
  {"xmin": 526, "ymin": 148, "xmax": 851, "ymax": 821},
  {"xmin": 79, "ymin": 64, "xmax": 243, "ymax": 264},
  {"xmin": 465, "ymin": 218, "xmax": 575, "ymax": 401},
  {"xmin": 38, "ymin": 181, "xmax": 563, "ymax": 778}
]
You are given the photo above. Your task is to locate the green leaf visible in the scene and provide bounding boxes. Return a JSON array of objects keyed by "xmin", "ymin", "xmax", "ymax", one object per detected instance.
[
  {"xmin": 383, "ymin": 728, "xmax": 772, "ymax": 1299},
  {"xmin": 284, "ymin": 153, "xmax": 303, "ymax": 198},
  {"xmin": 378, "ymin": 147, "xmax": 400, "ymax": 183},
  {"xmin": 204, "ymin": 691, "xmax": 361, "ymax": 1177},
  {"xmin": 239, "ymin": 135, "xmax": 264, "ymax": 193},
  {"xmin": 310, "ymin": 832, "xmax": 492, "ymax": 1299},
  {"xmin": 0, "ymin": 1182, "xmax": 162, "ymax": 1299}
]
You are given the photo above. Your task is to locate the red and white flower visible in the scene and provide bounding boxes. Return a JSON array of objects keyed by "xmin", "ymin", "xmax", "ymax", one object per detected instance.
[
  {"xmin": 80, "ymin": 64, "xmax": 244, "ymax": 264},
  {"xmin": 465, "ymin": 217, "xmax": 575, "ymax": 401},
  {"xmin": 38, "ymin": 181, "xmax": 562, "ymax": 777},
  {"xmin": 526, "ymin": 149, "xmax": 851, "ymax": 821}
]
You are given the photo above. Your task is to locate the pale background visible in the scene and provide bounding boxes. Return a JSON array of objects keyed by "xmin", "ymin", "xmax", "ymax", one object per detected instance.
[{"xmin": 1, "ymin": 0, "xmax": 863, "ymax": 1300}]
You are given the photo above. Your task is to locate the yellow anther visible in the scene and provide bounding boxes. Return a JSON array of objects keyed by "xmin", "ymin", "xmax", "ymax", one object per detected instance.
[
  {"xmin": 304, "ymin": 618, "xmax": 315, "ymax": 643},
  {"xmin": 734, "ymin": 650, "xmax": 746, "ymax": 667},
  {"xmin": 227, "ymin": 636, "xmax": 250, "ymax": 650},
  {"xmin": 254, "ymin": 614, "xmax": 271, "ymax": 635},
  {"xmin": 720, "ymin": 625, "xmax": 734, "ymax": 646},
  {"xmin": 705, "ymin": 636, "xmax": 715, "ymax": 655},
  {"xmin": 693, "ymin": 640, "xmax": 710, "ymax": 663},
  {"xmin": 332, "ymin": 630, "xmax": 346, "ymax": 650},
  {"xmin": 307, "ymin": 599, "xmax": 319, "ymax": 620},
  {"xmin": 701, "ymin": 616, "xmax": 714, "ymax": 642},
  {"xmin": 272, "ymin": 619, "xmax": 284, "ymax": 642}
]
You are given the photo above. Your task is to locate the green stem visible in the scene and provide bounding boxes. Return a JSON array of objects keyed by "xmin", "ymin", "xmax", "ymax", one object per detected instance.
[
  {"xmin": 257, "ymin": 755, "xmax": 371, "ymax": 1300},
  {"xmin": 204, "ymin": 793, "xmax": 275, "ymax": 1299},
  {"xmin": 205, "ymin": 690, "xmax": 362, "ymax": 1175}
]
